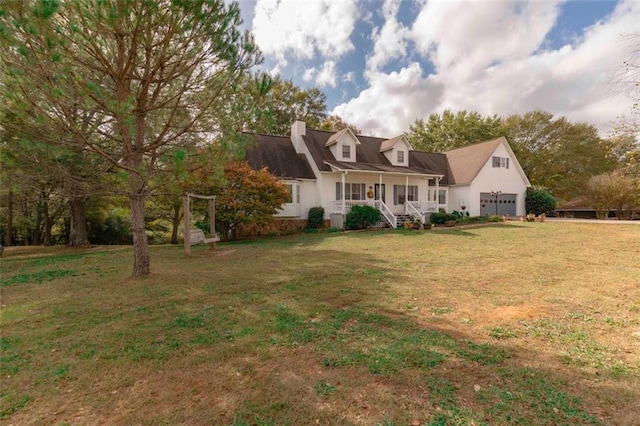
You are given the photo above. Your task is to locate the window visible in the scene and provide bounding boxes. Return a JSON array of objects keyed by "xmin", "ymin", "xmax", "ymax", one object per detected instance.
[
  {"xmin": 342, "ymin": 144, "xmax": 351, "ymax": 159},
  {"xmin": 492, "ymin": 156, "xmax": 510, "ymax": 169},
  {"xmin": 407, "ymin": 185, "xmax": 418, "ymax": 201},
  {"xmin": 284, "ymin": 184, "xmax": 293, "ymax": 204},
  {"xmin": 284, "ymin": 183, "xmax": 299, "ymax": 204},
  {"xmin": 394, "ymin": 185, "xmax": 405, "ymax": 205},
  {"xmin": 438, "ymin": 189, "xmax": 446, "ymax": 205},
  {"xmin": 336, "ymin": 182, "xmax": 366, "ymax": 200},
  {"xmin": 394, "ymin": 185, "xmax": 418, "ymax": 204},
  {"xmin": 397, "ymin": 150, "xmax": 405, "ymax": 163}
]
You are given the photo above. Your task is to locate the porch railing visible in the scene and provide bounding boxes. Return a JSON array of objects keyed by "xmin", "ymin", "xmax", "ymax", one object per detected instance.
[
  {"xmin": 408, "ymin": 200, "xmax": 438, "ymax": 213},
  {"xmin": 330, "ymin": 199, "xmax": 396, "ymax": 228},
  {"xmin": 376, "ymin": 200, "xmax": 396, "ymax": 228},
  {"xmin": 406, "ymin": 202, "xmax": 425, "ymax": 224},
  {"xmin": 330, "ymin": 199, "xmax": 376, "ymax": 213}
]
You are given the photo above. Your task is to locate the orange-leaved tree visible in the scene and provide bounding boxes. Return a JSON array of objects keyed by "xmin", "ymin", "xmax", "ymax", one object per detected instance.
[{"xmin": 214, "ymin": 161, "xmax": 288, "ymax": 240}]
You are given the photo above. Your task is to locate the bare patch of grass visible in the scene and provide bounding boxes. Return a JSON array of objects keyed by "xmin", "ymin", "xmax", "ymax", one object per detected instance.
[{"xmin": 1, "ymin": 223, "xmax": 638, "ymax": 424}]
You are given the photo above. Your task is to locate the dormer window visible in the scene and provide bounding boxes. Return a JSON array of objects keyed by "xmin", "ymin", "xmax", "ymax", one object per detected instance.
[
  {"xmin": 326, "ymin": 128, "xmax": 360, "ymax": 163},
  {"xmin": 380, "ymin": 135, "xmax": 413, "ymax": 166},
  {"xmin": 342, "ymin": 144, "xmax": 351, "ymax": 160}
]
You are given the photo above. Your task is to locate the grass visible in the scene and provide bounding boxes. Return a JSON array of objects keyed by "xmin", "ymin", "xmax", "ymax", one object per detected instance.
[{"xmin": 1, "ymin": 222, "xmax": 639, "ymax": 424}]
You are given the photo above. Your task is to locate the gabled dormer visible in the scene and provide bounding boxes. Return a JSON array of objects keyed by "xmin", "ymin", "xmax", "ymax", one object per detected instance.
[
  {"xmin": 325, "ymin": 128, "xmax": 361, "ymax": 162},
  {"xmin": 380, "ymin": 135, "xmax": 412, "ymax": 166}
]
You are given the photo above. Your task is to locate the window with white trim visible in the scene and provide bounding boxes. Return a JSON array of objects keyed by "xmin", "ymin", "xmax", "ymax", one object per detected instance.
[
  {"xmin": 284, "ymin": 183, "xmax": 299, "ymax": 204},
  {"xmin": 492, "ymin": 156, "xmax": 510, "ymax": 169},
  {"xmin": 438, "ymin": 189, "xmax": 447, "ymax": 205},
  {"xmin": 342, "ymin": 144, "xmax": 351, "ymax": 159},
  {"xmin": 336, "ymin": 182, "xmax": 366, "ymax": 200},
  {"xmin": 407, "ymin": 185, "xmax": 418, "ymax": 202},
  {"xmin": 397, "ymin": 150, "xmax": 405, "ymax": 164},
  {"xmin": 393, "ymin": 185, "xmax": 418, "ymax": 205}
]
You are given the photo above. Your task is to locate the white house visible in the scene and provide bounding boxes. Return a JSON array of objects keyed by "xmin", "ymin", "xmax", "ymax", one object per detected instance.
[{"xmin": 245, "ymin": 121, "xmax": 531, "ymax": 228}]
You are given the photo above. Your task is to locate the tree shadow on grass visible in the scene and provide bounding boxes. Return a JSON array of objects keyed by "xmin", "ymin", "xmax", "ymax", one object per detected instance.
[{"xmin": 2, "ymin": 233, "xmax": 634, "ymax": 425}]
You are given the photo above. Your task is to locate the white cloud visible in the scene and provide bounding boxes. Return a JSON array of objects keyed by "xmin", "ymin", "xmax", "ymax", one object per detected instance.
[
  {"xmin": 342, "ymin": 71, "xmax": 356, "ymax": 83},
  {"xmin": 333, "ymin": 63, "xmax": 444, "ymax": 137},
  {"xmin": 301, "ymin": 62, "xmax": 338, "ymax": 87},
  {"xmin": 252, "ymin": 0, "xmax": 359, "ymax": 67},
  {"xmin": 303, "ymin": 68, "xmax": 316, "ymax": 82},
  {"xmin": 411, "ymin": 1, "xmax": 562, "ymax": 81},
  {"xmin": 432, "ymin": 0, "xmax": 640, "ymax": 131},
  {"xmin": 316, "ymin": 61, "xmax": 337, "ymax": 88},
  {"xmin": 249, "ymin": 0, "xmax": 639, "ymax": 137},
  {"xmin": 334, "ymin": 0, "xmax": 639, "ymax": 136},
  {"xmin": 366, "ymin": 0, "xmax": 410, "ymax": 72}
]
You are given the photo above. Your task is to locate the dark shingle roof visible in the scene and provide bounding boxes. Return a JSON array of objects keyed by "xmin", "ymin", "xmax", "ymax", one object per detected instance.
[
  {"xmin": 303, "ymin": 129, "xmax": 444, "ymax": 177},
  {"xmin": 245, "ymin": 133, "xmax": 316, "ymax": 180},
  {"xmin": 245, "ymin": 128, "xmax": 513, "ymax": 187}
]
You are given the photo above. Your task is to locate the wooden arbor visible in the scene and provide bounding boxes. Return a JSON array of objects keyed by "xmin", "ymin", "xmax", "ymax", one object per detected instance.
[{"xmin": 183, "ymin": 193, "xmax": 220, "ymax": 256}]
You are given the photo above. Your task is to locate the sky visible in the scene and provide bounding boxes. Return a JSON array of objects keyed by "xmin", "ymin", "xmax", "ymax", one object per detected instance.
[{"xmin": 236, "ymin": 0, "xmax": 639, "ymax": 137}]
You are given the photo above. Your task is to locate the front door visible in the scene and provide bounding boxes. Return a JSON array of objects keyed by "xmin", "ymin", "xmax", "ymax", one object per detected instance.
[{"xmin": 374, "ymin": 184, "xmax": 386, "ymax": 203}]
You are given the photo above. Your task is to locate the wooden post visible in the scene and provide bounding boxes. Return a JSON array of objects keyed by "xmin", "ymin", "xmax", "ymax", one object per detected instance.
[
  {"xmin": 183, "ymin": 194, "xmax": 190, "ymax": 256},
  {"xmin": 208, "ymin": 196, "xmax": 216, "ymax": 249}
]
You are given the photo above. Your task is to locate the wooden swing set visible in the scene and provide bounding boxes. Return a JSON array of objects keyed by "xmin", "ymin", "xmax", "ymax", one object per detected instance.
[{"xmin": 183, "ymin": 193, "xmax": 220, "ymax": 256}]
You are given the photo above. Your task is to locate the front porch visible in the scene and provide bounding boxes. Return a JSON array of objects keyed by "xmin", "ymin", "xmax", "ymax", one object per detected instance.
[{"xmin": 330, "ymin": 199, "xmax": 438, "ymax": 228}]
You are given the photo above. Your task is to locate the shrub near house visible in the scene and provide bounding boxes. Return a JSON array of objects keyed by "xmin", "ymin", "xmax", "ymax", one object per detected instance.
[{"xmin": 345, "ymin": 205, "xmax": 381, "ymax": 230}]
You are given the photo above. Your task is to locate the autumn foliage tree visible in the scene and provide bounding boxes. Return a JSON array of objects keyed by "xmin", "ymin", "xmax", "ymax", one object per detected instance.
[{"xmin": 214, "ymin": 162, "xmax": 289, "ymax": 241}]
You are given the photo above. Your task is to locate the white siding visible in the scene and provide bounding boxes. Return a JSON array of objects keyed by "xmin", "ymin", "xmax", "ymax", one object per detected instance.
[{"xmin": 467, "ymin": 143, "xmax": 528, "ymax": 216}]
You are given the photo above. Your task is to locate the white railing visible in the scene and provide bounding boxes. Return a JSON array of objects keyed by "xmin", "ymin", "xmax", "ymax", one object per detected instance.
[
  {"xmin": 330, "ymin": 199, "xmax": 377, "ymax": 213},
  {"xmin": 409, "ymin": 200, "xmax": 438, "ymax": 213},
  {"xmin": 330, "ymin": 199, "xmax": 396, "ymax": 227},
  {"xmin": 376, "ymin": 200, "xmax": 396, "ymax": 228},
  {"xmin": 406, "ymin": 202, "xmax": 425, "ymax": 224}
]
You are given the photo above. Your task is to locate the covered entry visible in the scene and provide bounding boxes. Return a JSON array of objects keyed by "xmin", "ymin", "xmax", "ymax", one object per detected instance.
[{"xmin": 480, "ymin": 192, "xmax": 517, "ymax": 216}]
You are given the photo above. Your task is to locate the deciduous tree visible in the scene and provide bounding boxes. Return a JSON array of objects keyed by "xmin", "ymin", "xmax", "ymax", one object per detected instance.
[
  {"xmin": 318, "ymin": 114, "xmax": 362, "ymax": 134},
  {"xmin": 213, "ymin": 161, "xmax": 288, "ymax": 241},
  {"xmin": 584, "ymin": 171, "xmax": 639, "ymax": 220},
  {"xmin": 407, "ymin": 109, "xmax": 505, "ymax": 152}
]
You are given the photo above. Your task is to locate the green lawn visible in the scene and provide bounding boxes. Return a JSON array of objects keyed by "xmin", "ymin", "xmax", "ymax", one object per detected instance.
[{"xmin": 1, "ymin": 222, "xmax": 639, "ymax": 425}]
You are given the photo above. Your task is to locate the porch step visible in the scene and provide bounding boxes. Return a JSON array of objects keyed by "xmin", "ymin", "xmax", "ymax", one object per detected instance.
[{"xmin": 396, "ymin": 214, "xmax": 413, "ymax": 228}]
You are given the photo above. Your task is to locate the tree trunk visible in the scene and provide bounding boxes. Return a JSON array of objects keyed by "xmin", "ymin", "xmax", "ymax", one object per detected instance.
[
  {"xmin": 170, "ymin": 203, "xmax": 182, "ymax": 245},
  {"xmin": 129, "ymin": 173, "xmax": 150, "ymax": 276},
  {"xmin": 68, "ymin": 197, "xmax": 90, "ymax": 246},
  {"xmin": 43, "ymin": 199, "xmax": 52, "ymax": 246},
  {"xmin": 33, "ymin": 200, "xmax": 43, "ymax": 245},
  {"xmin": 4, "ymin": 189, "xmax": 13, "ymax": 246}
]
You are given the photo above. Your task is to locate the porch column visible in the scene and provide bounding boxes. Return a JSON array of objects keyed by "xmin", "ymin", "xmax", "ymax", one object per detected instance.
[
  {"xmin": 341, "ymin": 172, "xmax": 346, "ymax": 214},
  {"xmin": 378, "ymin": 174, "xmax": 382, "ymax": 204},
  {"xmin": 405, "ymin": 175, "xmax": 409, "ymax": 214},
  {"xmin": 435, "ymin": 177, "xmax": 440, "ymax": 206}
]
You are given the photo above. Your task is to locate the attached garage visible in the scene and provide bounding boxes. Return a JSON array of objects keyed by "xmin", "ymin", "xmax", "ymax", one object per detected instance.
[{"xmin": 480, "ymin": 193, "xmax": 517, "ymax": 216}]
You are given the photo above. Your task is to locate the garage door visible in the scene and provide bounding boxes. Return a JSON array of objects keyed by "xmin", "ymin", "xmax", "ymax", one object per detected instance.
[{"xmin": 480, "ymin": 193, "xmax": 517, "ymax": 217}]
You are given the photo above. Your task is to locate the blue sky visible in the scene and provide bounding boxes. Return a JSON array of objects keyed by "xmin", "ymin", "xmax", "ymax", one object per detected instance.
[{"xmin": 237, "ymin": 0, "xmax": 639, "ymax": 136}]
